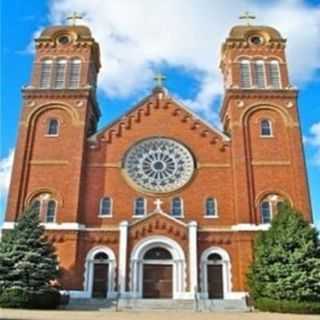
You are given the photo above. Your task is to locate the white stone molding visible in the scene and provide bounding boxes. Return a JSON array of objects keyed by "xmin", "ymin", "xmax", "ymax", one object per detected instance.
[
  {"xmin": 129, "ymin": 235, "xmax": 188, "ymax": 299},
  {"xmin": 118, "ymin": 220, "xmax": 128, "ymax": 295},
  {"xmin": 188, "ymin": 221, "xmax": 198, "ymax": 294},
  {"xmin": 1, "ymin": 222, "xmax": 86, "ymax": 230},
  {"xmin": 82, "ymin": 246, "xmax": 117, "ymax": 299},
  {"xmin": 231, "ymin": 223, "xmax": 271, "ymax": 231},
  {"xmin": 200, "ymin": 247, "xmax": 232, "ymax": 299}
]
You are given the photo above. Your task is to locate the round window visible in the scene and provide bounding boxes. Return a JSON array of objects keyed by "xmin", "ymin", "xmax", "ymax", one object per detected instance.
[
  {"xmin": 58, "ymin": 35, "xmax": 71, "ymax": 45},
  {"xmin": 123, "ymin": 137, "xmax": 195, "ymax": 193},
  {"xmin": 249, "ymin": 35, "xmax": 263, "ymax": 45}
]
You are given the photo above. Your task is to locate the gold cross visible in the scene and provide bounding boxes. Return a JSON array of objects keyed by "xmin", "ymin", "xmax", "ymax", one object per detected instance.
[
  {"xmin": 66, "ymin": 12, "xmax": 83, "ymax": 26},
  {"xmin": 154, "ymin": 73, "xmax": 166, "ymax": 87},
  {"xmin": 239, "ymin": 11, "xmax": 256, "ymax": 26}
]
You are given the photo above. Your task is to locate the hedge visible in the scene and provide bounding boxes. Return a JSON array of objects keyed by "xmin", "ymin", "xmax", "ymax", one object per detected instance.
[
  {"xmin": 0, "ymin": 288, "xmax": 61, "ymax": 309},
  {"xmin": 255, "ymin": 298, "xmax": 320, "ymax": 314}
]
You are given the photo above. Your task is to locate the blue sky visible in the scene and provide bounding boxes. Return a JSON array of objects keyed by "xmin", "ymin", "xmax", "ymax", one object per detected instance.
[{"xmin": 1, "ymin": 0, "xmax": 319, "ymax": 229}]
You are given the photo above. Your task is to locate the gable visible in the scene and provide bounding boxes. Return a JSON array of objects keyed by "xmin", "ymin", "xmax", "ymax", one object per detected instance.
[{"xmin": 89, "ymin": 89, "xmax": 229, "ymax": 144}]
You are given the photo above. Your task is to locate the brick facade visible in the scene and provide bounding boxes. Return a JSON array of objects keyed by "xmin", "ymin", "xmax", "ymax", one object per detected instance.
[{"xmin": 4, "ymin": 23, "xmax": 312, "ymax": 300}]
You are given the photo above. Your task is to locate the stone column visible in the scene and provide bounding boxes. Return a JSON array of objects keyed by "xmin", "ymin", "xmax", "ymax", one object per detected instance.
[
  {"xmin": 118, "ymin": 220, "xmax": 128, "ymax": 296},
  {"xmin": 188, "ymin": 221, "xmax": 198, "ymax": 295}
]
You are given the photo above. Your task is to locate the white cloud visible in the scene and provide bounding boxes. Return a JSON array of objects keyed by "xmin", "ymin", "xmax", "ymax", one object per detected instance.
[
  {"xmin": 0, "ymin": 149, "xmax": 14, "ymax": 202},
  {"xmin": 46, "ymin": 0, "xmax": 319, "ymax": 123},
  {"xmin": 307, "ymin": 122, "xmax": 320, "ymax": 166}
]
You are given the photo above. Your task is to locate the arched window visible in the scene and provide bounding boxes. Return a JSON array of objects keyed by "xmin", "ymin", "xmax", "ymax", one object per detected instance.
[
  {"xmin": 46, "ymin": 200, "xmax": 56, "ymax": 223},
  {"xmin": 259, "ymin": 194, "xmax": 286, "ymax": 224},
  {"xmin": 144, "ymin": 247, "xmax": 172, "ymax": 260},
  {"xmin": 39, "ymin": 59, "xmax": 53, "ymax": 88},
  {"xmin": 260, "ymin": 119, "xmax": 272, "ymax": 137},
  {"xmin": 239, "ymin": 60, "xmax": 251, "ymax": 88},
  {"xmin": 30, "ymin": 193, "xmax": 57, "ymax": 223},
  {"xmin": 134, "ymin": 197, "xmax": 146, "ymax": 216},
  {"xmin": 53, "ymin": 59, "xmax": 67, "ymax": 88},
  {"xmin": 268, "ymin": 60, "xmax": 281, "ymax": 88},
  {"xmin": 208, "ymin": 253, "xmax": 222, "ymax": 262},
  {"xmin": 68, "ymin": 58, "xmax": 81, "ymax": 88},
  {"xmin": 171, "ymin": 197, "xmax": 183, "ymax": 217},
  {"xmin": 205, "ymin": 197, "xmax": 218, "ymax": 217},
  {"xmin": 99, "ymin": 197, "xmax": 112, "ymax": 216},
  {"xmin": 47, "ymin": 119, "xmax": 59, "ymax": 136},
  {"xmin": 94, "ymin": 252, "xmax": 109, "ymax": 260},
  {"xmin": 253, "ymin": 61, "xmax": 266, "ymax": 88}
]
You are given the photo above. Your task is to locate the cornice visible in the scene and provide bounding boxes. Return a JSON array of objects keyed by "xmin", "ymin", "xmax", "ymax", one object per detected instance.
[{"xmin": 220, "ymin": 88, "xmax": 298, "ymax": 119}]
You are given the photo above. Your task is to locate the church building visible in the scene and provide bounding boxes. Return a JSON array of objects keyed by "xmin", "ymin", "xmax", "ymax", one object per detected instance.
[{"xmin": 4, "ymin": 16, "xmax": 312, "ymax": 305}]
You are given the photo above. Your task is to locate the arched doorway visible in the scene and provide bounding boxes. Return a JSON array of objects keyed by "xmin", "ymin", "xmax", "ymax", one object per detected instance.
[
  {"xmin": 200, "ymin": 247, "xmax": 231, "ymax": 299},
  {"xmin": 143, "ymin": 247, "xmax": 173, "ymax": 298},
  {"xmin": 130, "ymin": 236, "xmax": 186, "ymax": 299},
  {"xmin": 84, "ymin": 246, "xmax": 116, "ymax": 299},
  {"xmin": 92, "ymin": 252, "xmax": 109, "ymax": 298}
]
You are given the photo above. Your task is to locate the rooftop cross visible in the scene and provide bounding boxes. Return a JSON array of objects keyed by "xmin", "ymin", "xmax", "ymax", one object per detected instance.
[
  {"xmin": 154, "ymin": 198, "xmax": 164, "ymax": 213},
  {"xmin": 239, "ymin": 11, "xmax": 256, "ymax": 26},
  {"xmin": 154, "ymin": 73, "xmax": 166, "ymax": 87},
  {"xmin": 67, "ymin": 12, "xmax": 83, "ymax": 26}
]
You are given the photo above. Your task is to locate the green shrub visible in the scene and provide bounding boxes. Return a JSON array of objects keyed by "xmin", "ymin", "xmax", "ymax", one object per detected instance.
[
  {"xmin": 0, "ymin": 288, "xmax": 31, "ymax": 308},
  {"xmin": 31, "ymin": 289, "xmax": 61, "ymax": 309},
  {"xmin": 0, "ymin": 288, "xmax": 61, "ymax": 309},
  {"xmin": 256, "ymin": 298, "xmax": 320, "ymax": 314}
]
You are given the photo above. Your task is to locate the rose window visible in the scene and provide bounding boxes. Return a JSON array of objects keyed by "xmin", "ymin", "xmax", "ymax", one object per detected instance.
[{"xmin": 123, "ymin": 138, "xmax": 195, "ymax": 193}]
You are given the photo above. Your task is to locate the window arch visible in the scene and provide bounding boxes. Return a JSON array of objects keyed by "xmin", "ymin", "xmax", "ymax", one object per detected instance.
[
  {"xmin": 253, "ymin": 60, "xmax": 266, "ymax": 88},
  {"xmin": 259, "ymin": 193, "xmax": 286, "ymax": 224},
  {"xmin": 31, "ymin": 193, "xmax": 57, "ymax": 223},
  {"xmin": 53, "ymin": 59, "xmax": 67, "ymax": 88},
  {"xmin": 134, "ymin": 197, "xmax": 146, "ymax": 216},
  {"xmin": 239, "ymin": 60, "xmax": 251, "ymax": 88},
  {"xmin": 205, "ymin": 197, "xmax": 218, "ymax": 217},
  {"xmin": 171, "ymin": 197, "xmax": 183, "ymax": 217},
  {"xmin": 39, "ymin": 59, "xmax": 53, "ymax": 88},
  {"xmin": 267, "ymin": 60, "xmax": 281, "ymax": 88},
  {"xmin": 68, "ymin": 58, "xmax": 81, "ymax": 88},
  {"xmin": 47, "ymin": 119, "xmax": 59, "ymax": 136},
  {"xmin": 99, "ymin": 197, "xmax": 112, "ymax": 217},
  {"xmin": 260, "ymin": 119, "xmax": 273, "ymax": 137}
]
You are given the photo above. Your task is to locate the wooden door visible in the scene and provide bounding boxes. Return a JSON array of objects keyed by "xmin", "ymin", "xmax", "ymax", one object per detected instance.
[
  {"xmin": 92, "ymin": 263, "xmax": 109, "ymax": 298},
  {"xmin": 207, "ymin": 264, "xmax": 223, "ymax": 299},
  {"xmin": 143, "ymin": 264, "xmax": 173, "ymax": 298}
]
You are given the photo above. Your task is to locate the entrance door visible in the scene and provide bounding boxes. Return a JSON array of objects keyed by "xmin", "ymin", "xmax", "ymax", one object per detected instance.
[
  {"xmin": 207, "ymin": 264, "xmax": 223, "ymax": 299},
  {"xmin": 143, "ymin": 264, "xmax": 173, "ymax": 298},
  {"xmin": 92, "ymin": 263, "xmax": 109, "ymax": 298}
]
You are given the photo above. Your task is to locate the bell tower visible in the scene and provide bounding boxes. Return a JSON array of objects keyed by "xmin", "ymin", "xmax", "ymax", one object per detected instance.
[
  {"xmin": 219, "ymin": 20, "xmax": 311, "ymax": 224},
  {"xmin": 6, "ymin": 19, "xmax": 101, "ymax": 223}
]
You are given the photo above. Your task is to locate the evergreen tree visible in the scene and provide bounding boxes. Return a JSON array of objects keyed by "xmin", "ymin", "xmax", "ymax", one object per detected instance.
[
  {"xmin": 0, "ymin": 205, "xmax": 59, "ymax": 295},
  {"xmin": 248, "ymin": 202, "xmax": 320, "ymax": 302}
]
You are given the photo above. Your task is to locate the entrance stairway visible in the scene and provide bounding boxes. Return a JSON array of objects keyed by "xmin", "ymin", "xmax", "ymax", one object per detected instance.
[{"xmin": 65, "ymin": 298, "xmax": 248, "ymax": 312}]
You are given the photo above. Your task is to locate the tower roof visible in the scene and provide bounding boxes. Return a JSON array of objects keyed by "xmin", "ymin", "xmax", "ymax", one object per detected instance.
[
  {"xmin": 228, "ymin": 25, "xmax": 283, "ymax": 40},
  {"xmin": 38, "ymin": 25, "xmax": 93, "ymax": 40}
]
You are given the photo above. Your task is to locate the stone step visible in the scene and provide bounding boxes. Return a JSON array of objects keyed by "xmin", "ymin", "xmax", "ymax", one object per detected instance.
[
  {"xmin": 118, "ymin": 299, "xmax": 195, "ymax": 311},
  {"xmin": 65, "ymin": 298, "xmax": 118, "ymax": 311},
  {"xmin": 197, "ymin": 299, "xmax": 249, "ymax": 312}
]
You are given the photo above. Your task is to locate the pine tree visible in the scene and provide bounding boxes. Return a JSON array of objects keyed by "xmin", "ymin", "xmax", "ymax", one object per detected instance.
[
  {"xmin": 0, "ymin": 205, "xmax": 59, "ymax": 296},
  {"xmin": 247, "ymin": 202, "xmax": 320, "ymax": 302}
]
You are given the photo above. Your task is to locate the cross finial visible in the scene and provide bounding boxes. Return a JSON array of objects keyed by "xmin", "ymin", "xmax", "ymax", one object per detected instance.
[
  {"xmin": 66, "ymin": 12, "xmax": 83, "ymax": 26},
  {"xmin": 154, "ymin": 73, "xmax": 166, "ymax": 87},
  {"xmin": 239, "ymin": 11, "xmax": 256, "ymax": 26},
  {"xmin": 154, "ymin": 198, "xmax": 164, "ymax": 213}
]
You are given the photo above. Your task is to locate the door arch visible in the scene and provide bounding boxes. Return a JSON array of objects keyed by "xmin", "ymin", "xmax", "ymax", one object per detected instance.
[
  {"xmin": 84, "ymin": 246, "xmax": 116, "ymax": 298},
  {"xmin": 200, "ymin": 247, "xmax": 232, "ymax": 299},
  {"xmin": 130, "ymin": 236, "xmax": 186, "ymax": 299}
]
